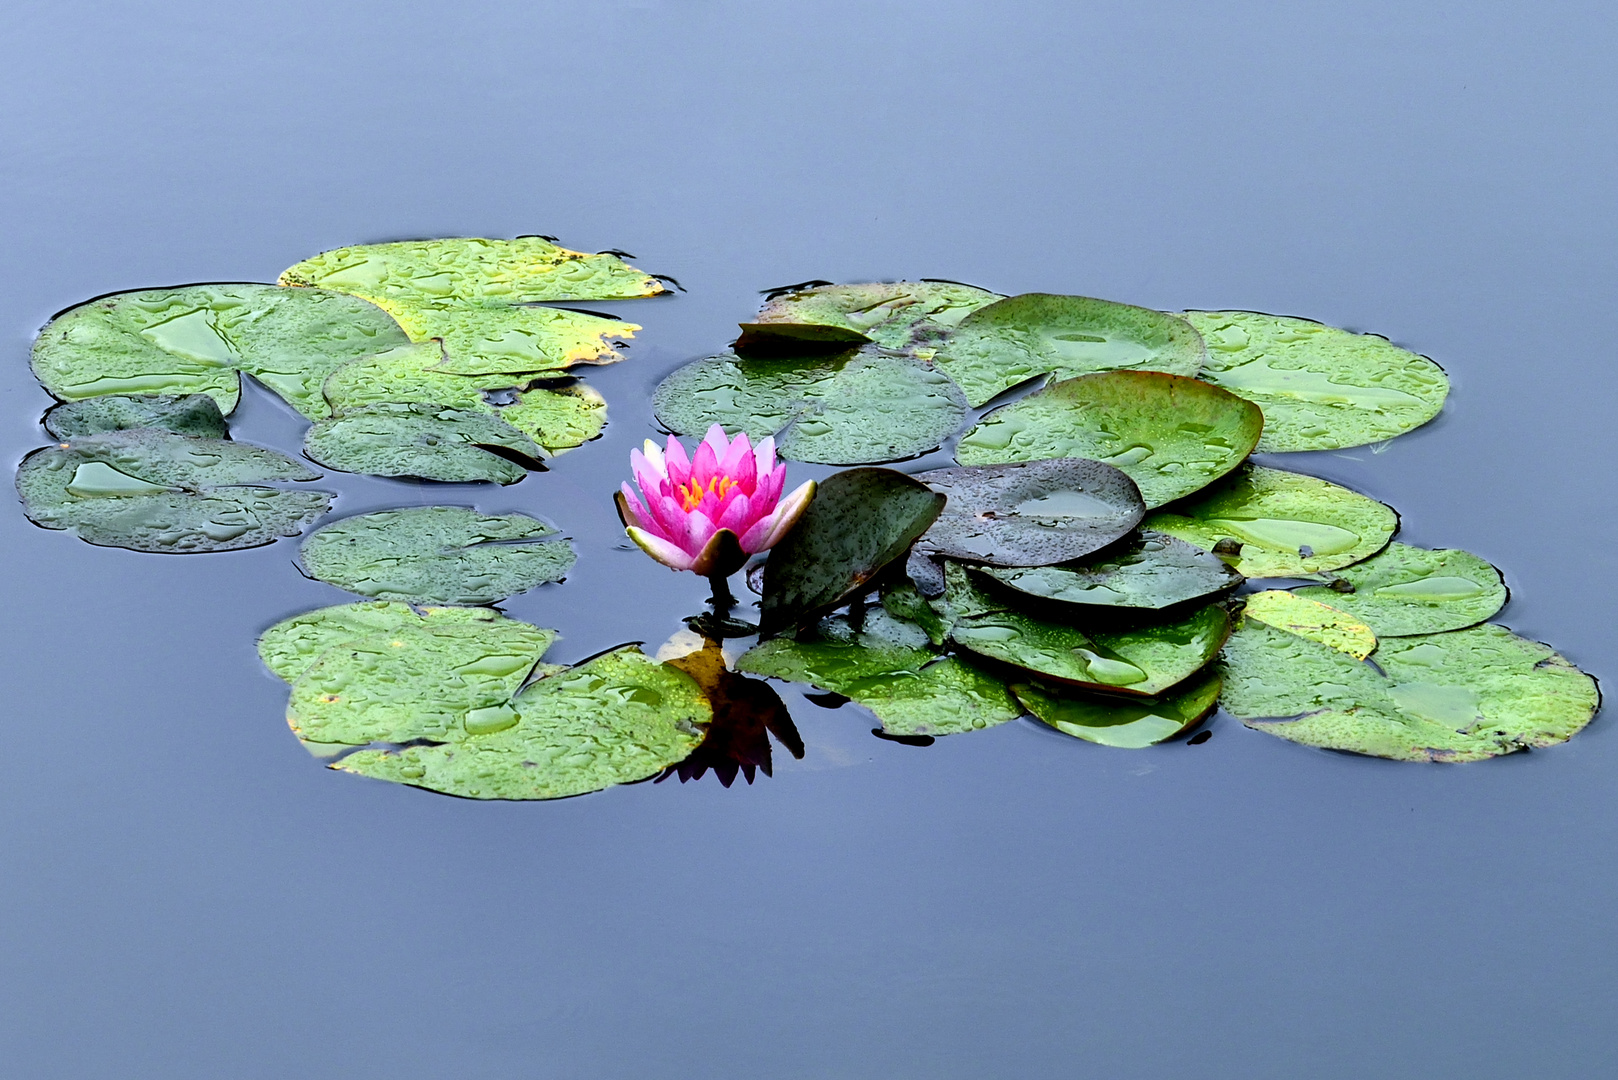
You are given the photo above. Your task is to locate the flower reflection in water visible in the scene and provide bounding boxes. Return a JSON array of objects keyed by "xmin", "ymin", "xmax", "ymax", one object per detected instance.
[{"xmin": 657, "ymin": 635, "xmax": 804, "ymax": 787}]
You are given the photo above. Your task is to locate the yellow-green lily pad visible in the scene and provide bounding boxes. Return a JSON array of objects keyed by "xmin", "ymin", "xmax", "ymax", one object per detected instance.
[
  {"xmin": 1242, "ymin": 589, "xmax": 1377, "ymax": 659},
  {"xmin": 1292, "ymin": 542, "xmax": 1507, "ymax": 636},
  {"xmin": 259, "ymin": 601, "xmax": 528, "ymax": 683},
  {"xmin": 383, "ymin": 300, "xmax": 637, "ymax": 376}
]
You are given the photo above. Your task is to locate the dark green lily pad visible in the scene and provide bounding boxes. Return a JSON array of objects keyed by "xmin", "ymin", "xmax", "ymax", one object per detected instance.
[
  {"xmin": 936, "ymin": 294, "xmax": 1208, "ymax": 406},
  {"xmin": 384, "ymin": 300, "xmax": 636, "ymax": 376},
  {"xmin": 286, "ymin": 617, "xmax": 560, "ymax": 745},
  {"xmin": 300, "ymin": 507, "xmax": 575, "ymax": 604},
  {"xmin": 334, "ymin": 646, "xmax": 710, "ymax": 800},
  {"xmin": 956, "ymin": 371, "xmax": 1263, "ymax": 508},
  {"xmin": 303, "ymin": 403, "xmax": 544, "ymax": 484},
  {"xmin": 652, "ymin": 350, "xmax": 969, "ymax": 465},
  {"xmin": 980, "ymin": 530, "xmax": 1241, "ymax": 610},
  {"xmin": 1220, "ymin": 620, "xmax": 1600, "ymax": 762},
  {"xmin": 759, "ymin": 468, "xmax": 946, "ymax": 636},
  {"xmin": 16, "ymin": 429, "xmax": 329, "ymax": 553},
  {"xmin": 913, "ymin": 459, "xmax": 1145, "ymax": 566},
  {"xmin": 739, "ymin": 281, "xmax": 1002, "ymax": 350},
  {"xmin": 280, "ymin": 236, "xmax": 666, "ymax": 306},
  {"xmin": 1183, "ymin": 311, "xmax": 1449, "ymax": 452},
  {"xmin": 42, "ymin": 393, "xmax": 230, "ymax": 440},
  {"xmin": 737, "ymin": 611, "xmax": 1022, "ymax": 737},
  {"xmin": 1014, "ymin": 668, "xmax": 1222, "ymax": 747},
  {"xmin": 1145, "ymin": 465, "xmax": 1398, "ymax": 578},
  {"xmin": 259, "ymin": 601, "xmax": 527, "ymax": 683},
  {"xmin": 1292, "ymin": 542, "xmax": 1507, "ymax": 637},
  {"xmin": 31, "ymin": 284, "xmax": 410, "ymax": 418}
]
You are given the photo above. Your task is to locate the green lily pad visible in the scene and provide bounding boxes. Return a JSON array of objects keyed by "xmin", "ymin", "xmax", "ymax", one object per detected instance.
[
  {"xmin": 935, "ymin": 294, "xmax": 1208, "ymax": 407},
  {"xmin": 652, "ymin": 350, "xmax": 969, "ymax": 465},
  {"xmin": 42, "ymin": 393, "xmax": 230, "ymax": 440},
  {"xmin": 956, "ymin": 371, "xmax": 1264, "ymax": 508},
  {"xmin": 1183, "ymin": 311, "xmax": 1449, "ymax": 452},
  {"xmin": 913, "ymin": 459, "xmax": 1145, "ymax": 566},
  {"xmin": 949, "ymin": 593, "xmax": 1230, "ymax": 697},
  {"xmin": 1220, "ymin": 620, "xmax": 1601, "ymax": 762},
  {"xmin": 980, "ymin": 530, "xmax": 1241, "ymax": 610},
  {"xmin": 1144, "ymin": 464, "xmax": 1398, "ymax": 577},
  {"xmin": 334, "ymin": 646, "xmax": 710, "ymax": 800},
  {"xmin": 280, "ymin": 236, "xmax": 666, "ymax": 306},
  {"xmin": 303, "ymin": 403, "xmax": 544, "ymax": 484},
  {"xmin": 759, "ymin": 468, "xmax": 946, "ymax": 636},
  {"xmin": 259, "ymin": 601, "xmax": 526, "ymax": 683},
  {"xmin": 31, "ymin": 284, "xmax": 410, "ymax": 418},
  {"xmin": 880, "ymin": 578, "xmax": 951, "ymax": 645},
  {"xmin": 16, "ymin": 429, "xmax": 329, "ymax": 553},
  {"xmin": 1292, "ymin": 542, "xmax": 1507, "ymax": 636},
  {"xmin": 384, "ymin": 300, "xmax": 637, "ymax": 376},
  {"xmin": 1014, "ymin": 668, "xmax": 1222, "ymax": 748},
  {"xmin": 739, "ymin": 281, "xmax": 1002, "ymax": 350},
  {"xmin": 300, "ymin": 507, "xmax": 575, "ymax": 604},
  {"xmin": 737, "ymin": 611, "xmax": 1022, "ymax": 737}
]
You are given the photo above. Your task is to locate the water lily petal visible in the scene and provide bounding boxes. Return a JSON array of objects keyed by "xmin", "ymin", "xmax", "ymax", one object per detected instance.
[
  {"xmin": 617, "ymin": 483, "xmax": 651, "ymax": 529},
  {"xmin": 690, "ymin": 437, "xmax": 720, "ymax": 490},
  {"xmin": 687, "ymin": 528, "xmax": 746, "ymax": 577},
  {"xmin": 714, "ymin": 491, "xmax": 755, "ymax": 535},
  {"xmin": 627, "ymin": 525, "xmax": 697, "ymax": 571},
  {"xmin": 639, "ymin": 439, "xmax": 667, "ymax": 478},
  {"xmin": 753, "ymin": 435, "xmax": 777, "ymax": 478},
  {"xmin": 683, "ymin": 508, "xmax": 719, "ymax": 555},
  {"xmin": 664, "ymin": 433, "xmax": 691, "ymax": 487},
  {"xmin": 751, "ymin": 479, "xmax": 816, "ymax": 551}
]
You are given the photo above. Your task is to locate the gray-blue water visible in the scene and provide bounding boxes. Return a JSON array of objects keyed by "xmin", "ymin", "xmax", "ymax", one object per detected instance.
[{"xmin": 3, "ymin": 2, "xmax": 1615, "ymax": 1076}]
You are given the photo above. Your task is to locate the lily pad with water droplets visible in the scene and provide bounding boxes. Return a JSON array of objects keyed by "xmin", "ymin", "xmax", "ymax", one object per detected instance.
[
  {"xmin": 279, "ymin": 237, "xmax": 666, "ymax": 307},
  {"xmin": 912, "ymin": 459, "xmax": 1144, "ymax": 567},
  {"xmin": 1241, "ymin": 590, "xmax": 1377, "ymax": 659},
  {"xmin": 935, "ymin": 294, "xmax": 1208, "ymax": 407},
  {"xmin": 980, "ymin": 530, "xmax": 1241, "ymax": 611},
  {"xmin": 16, "ymin": 429, "xmax": 329, "ymax": 553},
  {"xmin": 1144, "ymin": 465, "xmax": 1398, "ymax": 578},
  {"xmin": 1220, "ymin": 620, "xmax": 1600, "ymax": 762},
  {"xmin": 1183, "ymin": 311, "xmax": 1449, "ymax": 452},
  {"xmin": 1014, "ymin": 668, "xmax": 1222, "ymax": 748},
  {"xmin": 759, "ymin": 468, "xmax": 946, "ymax": 637},
  {"xmin": 383, "ymin": 300, "xmax": 637, "ymax": 376},
  {"xmin": 955, "ymin": 370, "xmax": 1263, "ymax": 508},
  {"xmin": 300, "ymin": 507, "xmax": 575, "ymax": 605},
  {"xmin": 653, "ymin": 350, "xmax": 969, "ymax": 465},
  {"xmin": 739, "ymin": 281, "xmax": 1003, "ymax": 351},
  {"xmin": 333, "ymin": 646, "xmax": 709, "ymax": 800},
  {"xmin": 1292, "ymin": 542, "xmax": 1507, "ymax": 637},
  {"xmin": 259, "ymin": 602, "xmax": 527, "ymax": 683},
  {"xmin": 737, "ymin": 610, "xmax": 1022, "ymax": 737},
  {"xmin": 303, "ymin": 403, "xmax": 544, "ymax": 485},
  {"xmin": 31, "ymin": 284, "xmax": 410, "ymax": 418},
  {"xmin": 42, "ymin": 393, "xmax": 230, "ymax": 440}
]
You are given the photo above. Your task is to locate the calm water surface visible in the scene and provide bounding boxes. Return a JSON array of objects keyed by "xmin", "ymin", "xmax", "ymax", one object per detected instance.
[{"xmin": 3, "ymin": 2, "xmax": 1616, "ymax": 1077}]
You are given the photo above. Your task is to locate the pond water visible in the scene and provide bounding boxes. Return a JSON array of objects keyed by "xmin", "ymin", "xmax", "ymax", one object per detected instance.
[{"xmin": 3, "ymin": 2, "xmax": 1616, "ymax": 1077}]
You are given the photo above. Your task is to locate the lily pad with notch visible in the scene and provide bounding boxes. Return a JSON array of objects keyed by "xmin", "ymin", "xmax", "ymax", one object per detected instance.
[
  {"xmin": 43, "ymin": 393, "xmax": 230, "ymax": 440},
  {"xmin": 1014, "ymin": 667, "xmax": 1222, "ymax": 748},
  {"xmin": 1183, "ymin": 310, "xmax": 1449, "ymax": 452},
  {"xmin": 259, "ymin": 601, "xmax": 531, "ymax": 683},
  {"xmin": 653, "ymin": 350, "xmax": 969, "ymax": 465},
  {"xmin": 1292, "ymin": 542, "xmax": 1506, "ymax": 636},
  {"xmin": 384, "ymin": 300, "xmax": 638, "ymax": 376},
  {"xmin": 980, "ymin": 530, "xmax": 1240, "ymax": 611},
  {"xmin": 758, "ymin": 467, "xmax": 945, "ymax": 636},
  {"xmin": 303, "ymin": 403, "xmax": 545, "ymax": 484},
  {"xmin": 912, "ymin": 458, "xmax": 1145, "ymax": 567},
  {"xmin": 1241, "ymin": 589, "xmax": 1377, "ymax": 659},
  {"xmin": 956, "ymin": 370, "xmax": 1263, "ymax": 508},
  {"xmin": 300, "ymin": 506, "xmax": 575, "ymax": 605},
  {"xmin": 1144, "ymin": 464, "xmax": 1398, "ymax": 578},
  {"xmin": 16, "ymin": 428, "xmax": 330, "ymax": 553},
  {"xmin": 738, "ymin": 281, "xmax": 1003, "ymax": 351},
  {"xmin": 935, "ymin": 293, "xmax": 1208, "ymax": 407}
]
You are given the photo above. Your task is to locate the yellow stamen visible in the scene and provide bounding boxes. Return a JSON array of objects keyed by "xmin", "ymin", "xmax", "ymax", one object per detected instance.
[{"xmin": 679, "ymin": 475, "xmax": 736, "ymax": 511}]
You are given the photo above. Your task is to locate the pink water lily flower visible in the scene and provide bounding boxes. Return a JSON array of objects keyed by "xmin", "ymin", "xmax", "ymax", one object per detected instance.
[{"xmin": 616, "ymin": 424, "xmax": 816, "ymax": 577}]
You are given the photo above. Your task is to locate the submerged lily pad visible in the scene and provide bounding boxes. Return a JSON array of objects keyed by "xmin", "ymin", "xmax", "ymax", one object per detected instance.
[
  {"xmin": 913, "ymin": 459, "xmax": 1144, "ymax": 567},
  {"xmin": 1293, "ymin": 542, "xmax": 1507, "ymax": 636},
  {"xmin": 259, "ymin": 601, "xmax": 525, "ymax": 683},
  {"xmin": 280, "ymin": 237, "xmax": 665, "ymax": 306},
  {"xmin": 653, "ymin": 350, "xmax": 968, "ymax": 465},
  {"xmin": 739, "ymin": 281, "xmax": 1002, "ymax": 350},
  {"xmin": 31, "ymin": 284, "xmax": 410, "ymax": 418},
  {"xmin": 1242, "ymin": 590, "xmax": 1377, "ymax": 659},
  {"xmin": 1145, "ymin": 465, "xmax": 1398, "ymax": 578},
  {"xmin": 980, "ymin": 530, "xmax": 1240, "ymax": 610},
  {"xmin": 1014, "ymin": 668, "xmax": 1222, "ymax": 748},
  {"xmin": 300, "ymin": 507, "xmax": 575, "ymax": 604},
  {"xmin": 737, "ymin": 610, "xmax": 1022, "ymax": 737},
  {"xmin": 16, "ymin": 429, "xmax": 329, "ymax": 552},
  {"xmin": 1220, "ymin": 620, "xmax": 1600, "ymax": 762},
  {"xmin": 42, "ymin": 393, "xmax": 230, "ymax": 440},
  {"xmin": 936, "ymin": 294, "xmax": 1208, "ymax": 406},
  {"xmin": 759, "ymin": 468, "xmax": 945, "ymax": 636},
  {"xmin": 334, "ymin": 646, "xmax": 710, "ymax": 800},
  {"xmin": 1183, "ymin": 311, "xmax": 1449, "ymax": 452},
  {"xmin": 303, "ymin": 403, "xmax": 544, "ymax": 484},
  {"xmin": 385, "ymin": 301, "xmax": 637, "ymax": 376},
  {"xmin": 956, "ymin": 371, "xmax": 1263, "ymax": 508}
]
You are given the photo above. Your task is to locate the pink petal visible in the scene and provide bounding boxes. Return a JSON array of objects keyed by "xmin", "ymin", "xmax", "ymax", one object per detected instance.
[
  {"xmin": 627, "ymin": 526, "xmax": 696, "ymax": 571},
  {"xmin": 753, "ymin": 435, "xmax": 777, "ymax": 477},
  {"xmin": 714, "ymin": 491, "xmax": 754, "ymax": 535},
  {"xmin": 618, "ymin": 483, "xmax": 651, "ymax": 529},
  {"xmin": 683, "ymin": 508, "xmax": 718, "ymax": 555},
  {"xmin": 726, "ymin": 439, "xmax": 757, "ymax": 492},
  {"xmin": 702, "ymin": 423, "xmax": 732, "ymax": 463},
  {"xmin": 750, "ymin": 479, "xmax": 816, "ymax": 552},
  {"xmin": 663, "ymin": 434, "xmax": 691, "ymax": 487},
  {"xmin": 717, "ymin": 429, "xmax": 752, "ymax": 477},
  {"xmin": 687, "ymin": 528, "xmax": 742, "ymax": 577},
  {"xmin": 690, "ymin": 438, "xmax": 719, "ymax": 489},
  {"xmin": 639, "ymin": 439, "xmax": 666, "ymax": 476}
]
